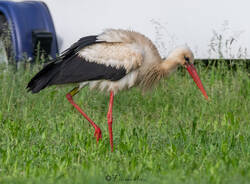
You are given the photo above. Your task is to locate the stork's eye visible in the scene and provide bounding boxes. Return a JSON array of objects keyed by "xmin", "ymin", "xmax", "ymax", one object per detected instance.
[{"xmin": 184, "ymin": 56, "xmax": 190, "ymax": 63}]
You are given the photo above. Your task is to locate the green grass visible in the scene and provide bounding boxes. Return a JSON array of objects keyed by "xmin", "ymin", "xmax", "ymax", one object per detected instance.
[{"xmin": 0, "ymin": 62, "xmax": 249, "ymax": 184}]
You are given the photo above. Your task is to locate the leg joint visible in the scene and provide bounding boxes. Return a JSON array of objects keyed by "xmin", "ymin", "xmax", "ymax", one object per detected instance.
[{"xmin": 70, "ymin": 87, "xmax": 80, "ymax": 97}]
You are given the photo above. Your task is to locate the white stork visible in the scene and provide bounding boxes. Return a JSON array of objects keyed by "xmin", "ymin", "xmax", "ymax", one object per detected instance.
[{"xmin": 27, "ymin": 29, "xmax": 208, "ymax": 152}]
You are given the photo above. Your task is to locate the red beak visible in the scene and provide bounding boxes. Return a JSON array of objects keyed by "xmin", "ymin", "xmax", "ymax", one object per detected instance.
[{"xmin": 185, "ymin": 63, "xmax": 208, "ymax": 100}]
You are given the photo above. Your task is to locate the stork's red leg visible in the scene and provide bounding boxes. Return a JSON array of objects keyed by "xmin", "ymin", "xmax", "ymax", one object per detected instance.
[
  {"xmin": 107, "ymin": 91, "xmax": 114, "ymax": 152},
  {"xmin": 66, "ymin": 87, "xmax": 102, "ymax": 142}
]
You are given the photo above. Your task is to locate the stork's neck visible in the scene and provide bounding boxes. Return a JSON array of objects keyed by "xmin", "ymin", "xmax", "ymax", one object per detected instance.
[
  {"xmin": 159, "ymin": 58, "xmax": 179, "ymax": 75},
  {"xmin": 140, "ymin": 57, "xmax": 179, "ymax": 91}
]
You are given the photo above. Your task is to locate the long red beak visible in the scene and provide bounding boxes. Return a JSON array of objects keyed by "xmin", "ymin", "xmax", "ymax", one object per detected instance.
[{"xmin": 185, "ymin": 63, "xmax": 208, "ymax": 100}]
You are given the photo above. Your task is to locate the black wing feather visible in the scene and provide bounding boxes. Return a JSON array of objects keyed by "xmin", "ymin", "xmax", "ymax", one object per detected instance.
[
  {"xmin": 61, "ymin": 36, "xmax": 103, "ymax": 60},
  {"xmin": 49, "ymin": 55, "xmax": 126, "ymax": 85},
  {"xmin": 27, "ymin": 35, "xmax": 126, "ymax": 93}
]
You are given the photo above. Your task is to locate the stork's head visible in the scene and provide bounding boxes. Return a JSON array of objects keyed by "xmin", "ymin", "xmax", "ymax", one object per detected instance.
[
  {"xmin": 167, "ymin": 46, "xmax": 208, "ymax": 100},
  {"xmin": 167, "ymin": 46, "xmax": 195, "ymax": 66}
]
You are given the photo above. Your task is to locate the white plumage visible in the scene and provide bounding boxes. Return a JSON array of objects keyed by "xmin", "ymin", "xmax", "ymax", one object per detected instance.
[{"xmin": 77, "ymin": 29, "xmax": 182, "ymax": 93}]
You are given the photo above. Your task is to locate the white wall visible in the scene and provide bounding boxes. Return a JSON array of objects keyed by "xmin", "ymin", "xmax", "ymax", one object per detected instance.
[{"xmin": 15, "ymin": 0, "xmax": 250, "ymax": 59}]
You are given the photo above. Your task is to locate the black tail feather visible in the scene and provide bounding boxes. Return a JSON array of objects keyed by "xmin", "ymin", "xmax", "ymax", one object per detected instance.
[
  {"xmin": 27, "ymin": 34, "xmax": 108, "ymax": 93},
  {"xmin": 27, "ymin": 59, "xmax": 62, "ymax": 93},
  {"xmin": 27, "ymin": 35, "xmax": 99, "ymax": 93}
]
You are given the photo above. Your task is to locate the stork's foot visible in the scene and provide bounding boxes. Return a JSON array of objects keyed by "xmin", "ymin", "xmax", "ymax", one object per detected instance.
[{"xmin": 94, "ymin": 127, "xmax": 102, "ymax": 142}]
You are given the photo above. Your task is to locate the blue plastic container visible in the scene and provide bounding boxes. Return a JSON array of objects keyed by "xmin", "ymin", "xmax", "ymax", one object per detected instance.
[{"xmin": 0, "ymin": 1, "xmax": 58, "ymax": 62}]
